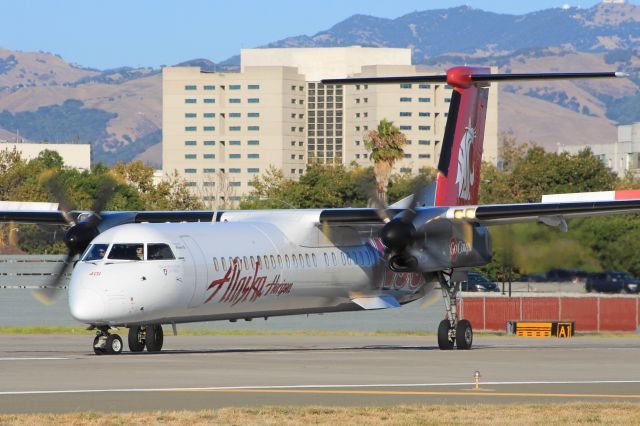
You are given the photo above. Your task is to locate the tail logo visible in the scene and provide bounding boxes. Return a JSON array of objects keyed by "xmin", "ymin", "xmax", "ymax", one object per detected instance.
[{"xmin": 456, "ymin": 120, "xmax": 476, "ymax": 201}]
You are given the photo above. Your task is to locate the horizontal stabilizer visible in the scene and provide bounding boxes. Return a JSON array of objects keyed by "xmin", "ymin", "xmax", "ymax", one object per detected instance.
[{"xmin": 352, "ymin": 295, "xmax": 401, "ymax": 310}]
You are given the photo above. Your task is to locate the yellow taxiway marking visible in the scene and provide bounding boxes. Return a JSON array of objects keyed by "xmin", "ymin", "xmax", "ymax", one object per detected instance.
[{"xmin": 175, "ymin": 389, "xmax": 640, "ymax": 399}]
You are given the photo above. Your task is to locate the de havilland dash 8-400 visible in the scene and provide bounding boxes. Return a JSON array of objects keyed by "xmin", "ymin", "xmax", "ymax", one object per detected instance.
[{"xmin": 1, "ymin": 66, "xmax": 637, "ymax": 355}]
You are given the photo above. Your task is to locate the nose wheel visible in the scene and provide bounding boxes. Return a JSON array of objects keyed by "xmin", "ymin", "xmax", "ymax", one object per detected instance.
[{"xmin": 93, "ymin": 328, "xmax": 123, "ymax": 355}]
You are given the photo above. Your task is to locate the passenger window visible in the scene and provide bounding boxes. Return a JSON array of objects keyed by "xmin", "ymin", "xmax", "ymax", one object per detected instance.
[
  {"xmin": 243, "ymin": 257, "xmax": 249, "ymax": 270},
  {"xmin": 83, "ymin": 244, "xmax": 109, "ymax": 261},
  {"xmin": 264, "ymin": 255, "xmax": 269, "ymax": 269},
  {"xmin": 277, "ymin": 255, "xmax": 282, "ymax": 268},
  {"xmin": 324, "ymin": 253, "xmax": 329, "ymax": 266},
  {"xmin": 331, "ymin": 252, "xmax": 337, "ymax": 266},
  {"xmin": 285, "ymin": 255, "xmax": 290, "ymax": 268},
  {"xmin": 341, "ymin": 253, "xmax": 347, "ymax": 265},
  {"xmin": 312, "ymin": 253, "xmax": 317, "ymax": 267},
  {"xmin": 270, "ymin": 255, "xmax": 276, "ymax": 268},
  {"xmin": 293, "ymin": 254, "xmax": 298, "ymax": 268},
  {"xmin": 108, "ymin": 243, "xmax": 144, "ymax": 260},
  {"xmin": 299, "ymin": 254, "xmax": 304, "ymax": 268},
  {"xmin": 305, "ymin": 254, "xmax": 311, "ymax": 267},
  {"xmin": 147, "ymin": 243, "xmax": 175, "ymax": 260},
  {"xmin": 250, "ymin": 256, "xmax": 255, "ymax": 269},
  {"xmin": 221, "ymin": 257, "xmax": 227, "ymax": 270},
  {"xmin": 213, "ymin": 257, "xmax": 219, "ymax": 271}
]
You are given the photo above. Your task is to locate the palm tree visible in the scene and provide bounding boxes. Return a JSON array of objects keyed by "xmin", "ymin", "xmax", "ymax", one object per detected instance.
[{"xmin": 363, "ymin": 118, "xmax": 407, "ymax": 204}]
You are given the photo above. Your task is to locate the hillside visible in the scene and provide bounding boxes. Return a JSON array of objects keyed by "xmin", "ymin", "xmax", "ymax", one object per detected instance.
[{"xmin": 0, "ymin": 2, "xmax": 639, "ymax": 166}]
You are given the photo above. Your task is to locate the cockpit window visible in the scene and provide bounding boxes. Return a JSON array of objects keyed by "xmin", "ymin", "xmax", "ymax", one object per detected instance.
[
  {"xmin": 147, "ymin": 243, "xmax": 175, "ymax": 260},
  {"xmin": 83, "ymin": 244, "xmax": 109, "ymax": 261},
  {"xmin": 108, "ymin": 244, "xmax": 144, "ymax": 261}
]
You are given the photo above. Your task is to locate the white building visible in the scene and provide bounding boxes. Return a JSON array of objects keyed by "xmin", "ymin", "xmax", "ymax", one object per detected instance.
[{"xmin": 0, "ymin": 142, "xmax": 91, "ymax": 170}]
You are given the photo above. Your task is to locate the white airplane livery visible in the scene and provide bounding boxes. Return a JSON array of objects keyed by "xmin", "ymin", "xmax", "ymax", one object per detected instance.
[{"xmin": 1, "ymin": 66, "xmax": 637, "ymax": 355}]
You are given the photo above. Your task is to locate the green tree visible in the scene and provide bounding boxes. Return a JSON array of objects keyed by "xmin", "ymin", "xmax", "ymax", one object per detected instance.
[{"xmin": 364, "ymin": 119, "xmax": 406, "ymax": 203}]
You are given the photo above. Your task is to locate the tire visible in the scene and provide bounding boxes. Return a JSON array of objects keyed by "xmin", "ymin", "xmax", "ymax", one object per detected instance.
[
  {"xmin": 437, "ymin": 319, "xmax": 454, "ymax": 350},
  {"xmin": 128, "ymin": 326, "xmax": 145, "ymax": 352},
  {"xmin": 456, "ymin": 319, "xmax": 473, "ymax": 350},
  {"xmin": 93, "ymin": 335, "xmax": 105, "ymax": 355},
  {"xmin": 104, "ymin": 334, "xmax": 123, "ymax": 355},
  {"xmin": 146, "ymin": 324, "xmax": 164, "ymax": 352}
]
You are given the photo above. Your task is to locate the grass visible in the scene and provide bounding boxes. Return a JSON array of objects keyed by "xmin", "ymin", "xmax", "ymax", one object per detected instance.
[
  {"xmin": 0, "ymin": 326, "xmax": 637, "ymax": 338},
  {"xmin": 1, "ymin": 404, "xmax": 640, "ymax": 425}
]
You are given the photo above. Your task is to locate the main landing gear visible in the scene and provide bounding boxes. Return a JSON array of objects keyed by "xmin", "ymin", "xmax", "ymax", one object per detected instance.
[
  {"xmin": 92, "ymin": 324, "xmax": 164, "ymax": 355},
  {"xmin": 437, "ymin": 271, "xmax": 473, "ymax": 350}
]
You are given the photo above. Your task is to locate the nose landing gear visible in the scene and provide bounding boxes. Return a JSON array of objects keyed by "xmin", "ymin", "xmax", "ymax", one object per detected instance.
[{"xmin": 93, "ymin": 328, "xmax": 123, "ymax": 355}]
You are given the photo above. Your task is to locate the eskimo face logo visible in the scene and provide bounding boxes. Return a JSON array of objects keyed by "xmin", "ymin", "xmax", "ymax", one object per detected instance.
[{"xmin": 455, "ymin": 121, "xmax": 476, "ymax": 200}]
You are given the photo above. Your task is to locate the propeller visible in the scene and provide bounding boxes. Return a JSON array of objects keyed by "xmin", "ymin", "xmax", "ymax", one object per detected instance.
[{"xmin": 33, "ymin": 173, "xmax": 119, "ymax": 305}]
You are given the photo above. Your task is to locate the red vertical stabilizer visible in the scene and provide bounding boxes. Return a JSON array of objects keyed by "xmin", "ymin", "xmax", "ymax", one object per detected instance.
[{"xmin": 434, "ymin": 66, "xmax": 490, "ymax": 207}]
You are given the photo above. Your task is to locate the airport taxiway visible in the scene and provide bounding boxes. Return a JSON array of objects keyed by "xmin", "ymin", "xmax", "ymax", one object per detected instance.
[{"xmin": 1, "ymin": 334, "xmax": 639, "ymax": 413}]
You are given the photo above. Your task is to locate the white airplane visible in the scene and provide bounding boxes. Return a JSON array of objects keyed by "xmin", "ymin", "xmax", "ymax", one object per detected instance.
[{"xmin": 1, "ymin": 67, "xmax": 636, "ymax": 355}]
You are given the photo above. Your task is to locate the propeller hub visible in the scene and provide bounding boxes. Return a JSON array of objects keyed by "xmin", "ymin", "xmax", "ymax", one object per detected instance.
[
  {"xmin": 380, "ymin": 219, "xmax": 415, "ymax": 252},
  {"xmin": 64, "ymin": 221, "xmax": 99, "ymax": 255}
]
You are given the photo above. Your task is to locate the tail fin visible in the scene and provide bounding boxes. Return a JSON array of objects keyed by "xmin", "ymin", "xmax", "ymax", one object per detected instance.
[
  {"xmin": 321, "ymin": 69, "xmax": 623, "ymax": 207},
  {"xmin": 435, "ymin": 66, "xmax": 490, "ymax": 207}
]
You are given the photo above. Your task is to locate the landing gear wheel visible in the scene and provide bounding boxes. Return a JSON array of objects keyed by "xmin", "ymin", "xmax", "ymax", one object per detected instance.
[
  {"xmin": 437, "ymin": 319, "xmax": 455, "ymax": 350},
  {"xmin": 455, "ymin": 319, "xmax": 473, "ymax": 350},
  {"xmin": 128, "ymin": 326, "xmax": 146, "ymax": 352},
  {"xmin": 146, "ymin": 324, "xmax": 164, "ymax": 352},
  {"xmin": 93, "ymin": 335, "xmax": 105, "ymax": 355},
  {"xmin": 104, "ymin": 334, "xmax": 123, "ymax": 355}
]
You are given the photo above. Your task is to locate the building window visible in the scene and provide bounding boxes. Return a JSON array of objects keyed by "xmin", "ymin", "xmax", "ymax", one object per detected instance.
[
  {"xmin": 248, "ymin": 168, "xmax": 260, "ymax": 173},
  {"xmin": 247, "ymin": 140, "xmax": 260, "ymax": 145},
  {"xmin": 184, "ymin": 140, "xmax": 196, "ymax": 146},
  {"xmin": 418, "ymin": 97, "xmax": 431, "ymax": 103},
  {"xmin": 400, "ymin": 97, "xmax": 412, "ymax": 102},
  {"xmin": 230, "ymin": 196, "xmax": 241, "ymax": 201},
  {"xmin": 419, "ymin": 112, "xmax": 431, "ymax": 117},
  {"xmin": 419, "ymin": 140, "xmax": 431, "ymax": 145},
  {"xmin": 404, "ymin": 153, "xmax": 412, "ymax": 158},
  {"xmin": 400, "ymin": 167, "xmax": 412, "ymax": 173},
  {"xmin": 229, "ymin": 154, "xmax": 241, "ymax": 159},
  {"xmin": 203, "ymin": 113, "xmax": 215, "ymax": 118},
  {"xmin": 203, "ymin": 168, "xmax": 215, "ymax": 173},
  {"xmin": 248, "ymin": 125, "xmax": 260, "ymax": 131},
  {"xmin": 248, "ymin": 98, "xmax": 260, "ymax": 103},
  {"xmin": 185, "ymin": 113, "xmax": 197, "ymax": 118},
  {"xmin": 248, "ymin": 153, "xmax": 260, "ymax": 159},
  {"xmin": 248, "ymin": 112, "xmax": 260, "ymax": 118},
  {"xmin": 229, "ymin": 98, "xmax": 241, "ymax": 103},
  {"xmin": 203, "ymin": 126, "xmax": 215, "ymax": 131},
  {"xmin": 229, "ymin": 112, "xmax": 241, "ymax": 118},
  {"xmin": 230, "ymin": 182, "xmax": 241, "ymax": 187},
  {"xmin": 229, "ymin": 126, "xmax": 241, "ymax": 131},
  {"xmin": 400, "ymin": 112, "xmax": 412, "ymax": 117},
  {"xmin": 400, "ymin": 83, "xmax": 412, "ymax": 89},
  {"xmin": 229, "ymin": 140, "xmax": 241, "ymax": 146},
  {"xmin": 185, "ymin": 99, "xmax": 196, "ymax": 104},
  {"xmin": 419, "ymin": 84, "xmax": 431, "ymax": 89},
  {"xmin": 185, "ymin": 154, "xmax": 197, "ymax": 159},
  {"xmin": 419, "ymin": 125, "xmax": 431, "ymax": 131},
  {"xmin": 248, "ymin": 84, "xmax": 260, "ymax": 90},
  {"xmin": 185, "ymin": 85, "xmax": 197, "ymax": 90},
  {"xmin": 204, "ymin": 140, "xmax": 215, "ymax": 146},
  {"xmin": 203, "ymin": 182, "xmax": 215, "ymax": 187},
  {"xmin": 185, "ymin": 126, "xmax": 197, "ymax": 132},
  {"xmin": 184, "ymin": 168, "xmax": 196, "ymax": 173},
  {"xmin": 399, "ymin": 125, "xmax": 412, "ymax": 131},
  {"xmin": 229, "ymin": 84, "xmax": 241, "ymax": 90},
  {"xmin": 204, "ymin": 85, "xmax": 215, "ymax": 90},
  {"xmin": 204, "ymin": 98, "xmax": 215, "ymax": 104},
  {"xmin": 229, "ymin": 168, "xmax": 241, "ymax": 173},
  {"xmin": 186, "ymin": 182, "xmax": 197, "ymax": 187},
  {"xmin": 405, "ymin": 140, "xmax": 412, "ymax": 145},
  {"xmin": 444, "ymin": 97, "xmax": 452, "ymax": 103},
  {"xmin": 203, "ymin": 154, "xmax": 215, "ymax": 159},
  {"xmin": 419, "ymin": 154, "xmax": 431, "ymax": 159}
]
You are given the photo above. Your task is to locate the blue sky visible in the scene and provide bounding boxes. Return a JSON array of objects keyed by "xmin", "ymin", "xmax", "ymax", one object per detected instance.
[{"xmin": 0, "ymin": 0, "xmax": 620, "ymax": 69}]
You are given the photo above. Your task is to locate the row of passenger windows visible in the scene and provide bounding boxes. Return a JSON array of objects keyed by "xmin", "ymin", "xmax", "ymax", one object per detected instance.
[{"xmin": 212, "ymin": 249, "xmax": 377, "ymax": 272}]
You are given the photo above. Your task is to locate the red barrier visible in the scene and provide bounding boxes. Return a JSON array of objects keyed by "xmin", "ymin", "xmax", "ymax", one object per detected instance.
[{"xmin": 460, "ymin": 295, "xmax": 639, "ymax": 332}]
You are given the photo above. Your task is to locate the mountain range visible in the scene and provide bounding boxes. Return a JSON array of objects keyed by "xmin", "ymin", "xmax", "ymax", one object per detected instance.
[{"xmin": 0, "ymin": 2, "xmax": 638, "ymax": 167}]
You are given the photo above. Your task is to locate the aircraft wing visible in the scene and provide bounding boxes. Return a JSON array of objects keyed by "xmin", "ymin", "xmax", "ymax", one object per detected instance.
[
  {"xmin": 0, "ymin": 210, "xmax": 220, "ymax": 225},
  {"xmin": 449, "ymin": 199, "xmax": 640, "ymax": 228}
]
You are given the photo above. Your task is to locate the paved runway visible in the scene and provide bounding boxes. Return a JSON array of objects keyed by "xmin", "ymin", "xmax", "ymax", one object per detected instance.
[{"xmin": 1, "ymin": 333, "xmax": 640, "ymax": 413}]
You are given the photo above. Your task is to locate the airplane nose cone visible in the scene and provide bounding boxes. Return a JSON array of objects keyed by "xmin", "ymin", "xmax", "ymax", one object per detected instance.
[{"xmin": 69, "ymin": 288, "xmax": 105, "ymax": 323}]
